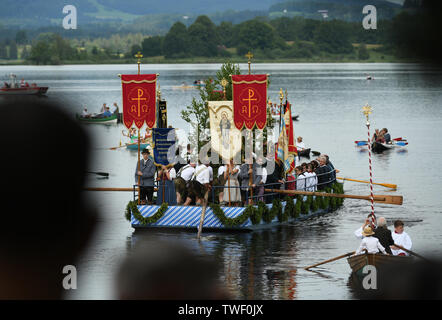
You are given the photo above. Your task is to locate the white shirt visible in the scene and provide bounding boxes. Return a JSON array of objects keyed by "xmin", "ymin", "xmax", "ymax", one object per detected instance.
[
  {"xmin": 82, "ymin": 109, "xmax": 89, "ymax": 116},
  {"xmin": 305, "ymin": 172, "xmax": 316, "ymax": 191},
  {"xmin": 391, "ymin": 231, "xmax": 412, "ymax": 256},
  {"xmin": 261, "ymin": 167, "xmax": 267, "ymax": 184},
  {"xmin": 179, "ymin": 165, "xmax": 195, "ymax": 182},
  {"xmin": 194, "ymin": 164, "xmax": 210, "ymax": 185},
  {"xmin": 218, "ymin": 165, "xmax": 225, "ymax": 177},
  {"xmin": 296, "ymin": 173, "xmax": 306, "ymax": 191},
  {"xmin": 355, "ymin": 236, "xmax": 387, "ymax": 255},
  {"xmin": 296, "ymin": 141, "xmax": 306, "ymax": 150},
  {"xmin": 354, "ymin": 226, "xmax": 363, "ymax": 239},
  {"xmin": 111, "ymin": 104, "xmax": 118, "ymax": 113},
  {"xmin": 168, "ymin": 168, "xmax": 176, "ymax": 180},
  {"xmin": 207, "ymin": 166, "xmax": 213, "ymax": 182}
]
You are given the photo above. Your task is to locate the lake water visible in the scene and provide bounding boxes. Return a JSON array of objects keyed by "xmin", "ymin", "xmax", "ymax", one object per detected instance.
[{"xmin": 2, "ymin": 63, "xmax": 442, "ymax": 299}]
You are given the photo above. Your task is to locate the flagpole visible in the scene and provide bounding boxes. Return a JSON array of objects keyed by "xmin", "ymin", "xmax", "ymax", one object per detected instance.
[
  {"xmin": 362, "ymin": 104, "xmax": 376, "ymax": 228},
  {"xmin": 135, "ymin": 51, "xmax": 143, "ymax": 205},
  {"xmin": 246, "ymin": 51, "xmax": 254, "ymax": 205}
]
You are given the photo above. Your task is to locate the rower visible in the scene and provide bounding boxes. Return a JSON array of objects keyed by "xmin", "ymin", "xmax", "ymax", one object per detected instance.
[
  {"xmin": 174, "ymin": 162, "xmax": 195, "ymax": 205},
  {"xmin": 188, "ymin": 162, "xmax": 211, "ymax": 206},
  {"xmin": 391, "ymin": 220, "xmax": 412, "ymax": 256},
  {"xmin": 381, "ymin": 128, "xmax": 391, "ymax": 144},
  {"xmin": 296, "ymin": 136, "xmax": 306, "ymax": 151}
]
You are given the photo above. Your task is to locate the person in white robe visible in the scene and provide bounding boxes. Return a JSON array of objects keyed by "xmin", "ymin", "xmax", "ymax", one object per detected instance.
[{"xmin": 391, "ymin": 220, "xmax": 412, "ymax": 256}]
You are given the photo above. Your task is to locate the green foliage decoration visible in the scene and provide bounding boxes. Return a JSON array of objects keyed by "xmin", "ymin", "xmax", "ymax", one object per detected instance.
[{"xmin": 126, "ymin": 201, "xmax": 168, "ymax": 225}]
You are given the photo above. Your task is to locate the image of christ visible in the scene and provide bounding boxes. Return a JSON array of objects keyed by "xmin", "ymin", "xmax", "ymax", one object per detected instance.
[{"xmin": 219, "ymin": 112, "xmax": 231, "ymax": 149}]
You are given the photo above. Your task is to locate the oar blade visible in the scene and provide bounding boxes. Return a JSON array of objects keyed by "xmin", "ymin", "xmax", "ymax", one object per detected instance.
[{"xmin": 374, "ymin": 195, "xmax": 403, "ymax": 205}]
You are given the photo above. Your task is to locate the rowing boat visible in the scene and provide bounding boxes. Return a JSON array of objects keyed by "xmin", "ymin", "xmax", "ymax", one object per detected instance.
[
  {"xmin": 76, "ymin": 113, "xmax": 118, "ymax": 124},
  {"xmin": 126, "ymin": 141, "xmax": 150, "ymax": 150},
  {"xmin": 347, "ymin": 252, "xmax": 413, "ymax": 274}
]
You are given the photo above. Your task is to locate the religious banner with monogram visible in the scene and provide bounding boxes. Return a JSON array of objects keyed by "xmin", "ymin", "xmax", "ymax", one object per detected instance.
[
  {"xmin": 232, "ymin": 74, "xmax": 267, "ymax": 130},
  {"xmin": 208, "ymin": 101, "xmax": 242, "ymax": 161},
  {"xmin": 121, "ymin": 74, "xmax": 157, "ymax": 129}
]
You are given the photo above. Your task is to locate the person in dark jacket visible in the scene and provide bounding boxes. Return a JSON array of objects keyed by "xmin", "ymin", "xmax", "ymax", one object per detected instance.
[
  {"xmin": 314, "ymin": 155, "xmax": 330, "ymax": 190},
  {"xmin": 373, "ymin": 217, "xmax": 395, "ymax": 255},
  {"xmin": 135, "ymin": 148, "xmax": 157, "ymax": 204}
]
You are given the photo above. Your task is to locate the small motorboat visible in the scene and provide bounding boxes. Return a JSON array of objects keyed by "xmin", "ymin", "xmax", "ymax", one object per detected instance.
[{"xmin": 0, "ymin": 74, "xmax": 48, "ymax": 96}]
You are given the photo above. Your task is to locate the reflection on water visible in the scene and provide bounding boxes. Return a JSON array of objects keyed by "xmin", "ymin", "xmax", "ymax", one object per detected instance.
[{"xmin": 1, "ymin": 63, "xmax": 441, "ymax": 299}]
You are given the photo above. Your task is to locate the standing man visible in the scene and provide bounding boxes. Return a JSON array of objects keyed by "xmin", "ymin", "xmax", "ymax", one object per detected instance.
[
  {"xmin": 391, "ymin": 220, "xmax": 412, "ymax": 256},
  {"xmin": 315, "ymin": 155, "xmax": 331, "ymax": 190},
  {"xmin": 135, "ymin": 148, "xmax": 156, "ymax": 205}
]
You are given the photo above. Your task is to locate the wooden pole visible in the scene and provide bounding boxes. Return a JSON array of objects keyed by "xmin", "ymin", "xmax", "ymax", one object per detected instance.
[
  {"xmin": 264, "ymin": 188, "xmax": 403, "ymax": 205},
  {"xmin": 162, "ymin": 169, "xmax": 165, "ymax": 203},
  {"xmin": 84, "ymin": 187, "xmax": 158, "ymax": 192},
  {"xmin": 137, "ymin": 129, "xmax": 141, "ymax": 204},
  {"xmin": 304, "ymin": 251, "xmax": 356, "ymax": 270},
  {"xmin": 228, "ymin": 165, "xmax": 231, "ymax": 206},
  {"xmin": 197, "ymin": 190, "xmax": 210, "ymax": 240}
]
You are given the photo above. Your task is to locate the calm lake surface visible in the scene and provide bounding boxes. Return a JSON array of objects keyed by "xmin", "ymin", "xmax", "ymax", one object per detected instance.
[{"xmin": 2, "ymin": 63, "xmax": 442, "ymax": 299}]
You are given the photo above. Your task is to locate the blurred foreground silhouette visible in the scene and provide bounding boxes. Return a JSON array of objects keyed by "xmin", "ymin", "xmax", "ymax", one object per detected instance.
[
  {"xmin": 0, "ymin": 97, "xmax": 97, "ymax": 299},
  {"xmin": 116, "ymin": 239, "xmax": 230, "ymax": 299}
]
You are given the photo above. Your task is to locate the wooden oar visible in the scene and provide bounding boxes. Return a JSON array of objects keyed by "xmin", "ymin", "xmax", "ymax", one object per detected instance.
[
  {"xmin": 337, "ymin": 177, "xmax": 397, "ymax": 189},
  {"xmin": 393, "ymin": 244, "xmax": 429, "ymax": 262},
  {"xmin": 84, "ymin": 187, "xmax": 158, "ymax": 192},
  {"xmin": 86, "ymin": 171, "xmax": 109, "ymax": 177},
  {"xmin": 109, "ymin": 144, "xmax": 126, "ymax": 150},
  {"xmin": 197, "ymin": 190, "xmax": 210, "ymax": 240},
  {"xmin": 304, "ymin": 251, "xmax": 356, "ymax": 270},
  {"xmin": 264, "ymin": 189, "xmax": 403, "ymax": 205}
]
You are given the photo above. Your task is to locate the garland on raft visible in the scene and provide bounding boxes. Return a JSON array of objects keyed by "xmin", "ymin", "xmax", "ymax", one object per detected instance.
[
  {"xmin": 127, "ymin": 182, "xmax": 345, "ymax": 227},
  {"xmin": 125, "ymin": 200, "xmax": 168, "ymax": 225}
]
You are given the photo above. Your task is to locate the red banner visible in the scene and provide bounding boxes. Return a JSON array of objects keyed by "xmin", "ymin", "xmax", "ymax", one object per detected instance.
[
  {"xmin": 232, "ymin": 74, "xmax": 267, "ymax": 130},
  {"xmin": 121, "ymin": 74, "xmax": 157, "ymax": 129},
  {"xmin": 285, "ymin": 101, "xmax": 297, "ymax": 155}
]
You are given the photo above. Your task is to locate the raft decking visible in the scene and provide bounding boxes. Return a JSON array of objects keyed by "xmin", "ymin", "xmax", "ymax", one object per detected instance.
[{"xmin": 130, "ymin": 186, "xmax": 344, "ymax": 232}]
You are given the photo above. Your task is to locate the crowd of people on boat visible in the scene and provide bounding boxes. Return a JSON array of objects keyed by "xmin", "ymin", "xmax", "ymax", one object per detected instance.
[
  {"xmin": 81, "ymin": 102, "xmax": 119, "ymax": 118},
  {"xmin": 354, "ymin": 216, "xmax": 412, "ymax": 256},
  {"xmin": 134, "ymin": 145, "xmax": 338, "ymax": 207},
  {"xmin": 373, "ymin": 128, "xmax": 391, "ymax": 144}
]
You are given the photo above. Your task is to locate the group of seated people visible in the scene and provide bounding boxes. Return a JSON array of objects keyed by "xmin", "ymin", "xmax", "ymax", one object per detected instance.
[
  {"xmin": 354, "ymin": 216, "xmax": 412, "ymax": 256},
  {"xmin": 373, "ymin": 128, "xmax": 391, "ymax": 144},
  {"xmin": 81, "ymin": 102, "xmax": 119, "ymax": 118},
  {"xmin": 135, "ymin": 145, "xmax": 337, "ymax": 207}
]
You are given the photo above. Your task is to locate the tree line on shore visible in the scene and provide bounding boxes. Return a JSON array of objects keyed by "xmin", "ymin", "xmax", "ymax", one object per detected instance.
[{"xmin": 0, "ymin": 6, "xmax": 438, "ymax": 64}]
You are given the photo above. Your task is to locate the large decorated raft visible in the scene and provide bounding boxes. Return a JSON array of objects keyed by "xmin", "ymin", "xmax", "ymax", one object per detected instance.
[{"xmin": 126, "ymin": 182, "xmax": 344, "ymax": 232}]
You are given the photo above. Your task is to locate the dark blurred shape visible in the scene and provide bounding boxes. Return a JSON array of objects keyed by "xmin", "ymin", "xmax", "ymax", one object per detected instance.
[
  {"xmin": 349, "ymin": 258, "xmax": 442, "ymax": 299},
  {"xmin": 116, "ymin": 239, "xmax": 230, "ymax": 299},
  {"xmin": 390, "ymin": 0, "xmax": 442, "ymax": 64},
  {"xmin": 0, "ymin": 97, "xmax": 97, "ymax": 299}
]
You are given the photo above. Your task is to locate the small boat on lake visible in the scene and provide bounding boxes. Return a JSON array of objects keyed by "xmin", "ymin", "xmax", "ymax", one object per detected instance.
[
  {"xmin": 126, "ymin": 141, "xmax": 150, "ymax": 150},
  {"xmin": 76, "ymin": 113, "xmax": 118, "ymax": 124},
  {"xmin": 347, "ymin": 252, "xmax": 413, "ymax": 275},
  {"xmin": 0, "ymin": 74, "xmax": 48, "ymax": 96}
]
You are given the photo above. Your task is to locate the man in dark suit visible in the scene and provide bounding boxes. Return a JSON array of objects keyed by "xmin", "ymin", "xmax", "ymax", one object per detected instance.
[
  {"xmin": 135, "ymin": 148, "xmax": 157, "ymax": 204},
  {"xmin": 373, "ymin": 217, "xmax": 395, "ymax": 254}
]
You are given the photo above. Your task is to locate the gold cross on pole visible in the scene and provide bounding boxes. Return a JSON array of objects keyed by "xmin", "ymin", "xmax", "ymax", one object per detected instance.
[
  {"xmin": 221, "ymin": 78, "xmax": 228, "ymax": 99},
  {"xmin": 131, "ymin": 89, "xmax": 147, "ymax": 117},
  {"xmin": 135, "ymin": 51, "xmax": 143, "ymax": 75},
  {"xmin": 242, "ymin": 89, "xmax": 257, "ymax": 118},
  {"xmin": 245, "ymin": 51, "xmax": 253, "ymax": 75},
  {"xmin": 362, "ymin": 103, "xmax": 372, "ymax": 125}
]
